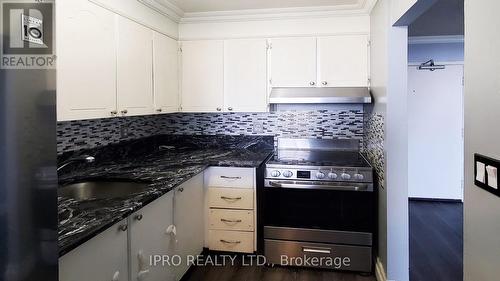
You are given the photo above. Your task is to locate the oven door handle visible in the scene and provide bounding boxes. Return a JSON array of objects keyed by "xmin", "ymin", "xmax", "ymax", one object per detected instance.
[
  {"xmin": 302, "ymin": 246, "xmax": 332, "ymax": 254},
  {"xmin": 267, "ymin": 180, "xmax": 368, "ymax": 191}
]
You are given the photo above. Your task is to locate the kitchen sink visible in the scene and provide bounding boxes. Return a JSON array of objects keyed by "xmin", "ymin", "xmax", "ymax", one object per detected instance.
[{"xmin": 59, "ymin": 181, "xmax": 150, "ymax": 201}]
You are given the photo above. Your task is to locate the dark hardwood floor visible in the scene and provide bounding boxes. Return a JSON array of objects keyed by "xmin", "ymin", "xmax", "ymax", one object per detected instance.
[
  {"xmin": 182, "ymin": 254, "xmax": 376, "ymax": 281},
  {"xmin": 409, "ymin": 200, "xmax": 463, "ymax": 281}
]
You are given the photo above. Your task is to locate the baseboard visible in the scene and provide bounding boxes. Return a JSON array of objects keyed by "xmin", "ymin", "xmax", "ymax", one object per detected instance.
[
  {"xmin": 409, "ymin": 197, "xmax": 463, "ymax": 203},
  {"xmin": 375, "ymin": 257, "xmax": 387, "ymax": 281}
]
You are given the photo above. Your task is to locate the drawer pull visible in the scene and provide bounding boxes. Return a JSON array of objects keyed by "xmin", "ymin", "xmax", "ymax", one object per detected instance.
[
  {"xmin": 302, "ymin": 247, "xmax": 331, "ymax": 254},
  {"xmin": 220, "ymin": 239, "xmax": 241, "ymax": 244},
  {"xmin": 220, "ymin": 196, "xmax": 242, "ymax": 201},
  {"xmin": 220, "ymin": 176, "xmax": 242, "ymax": 180},
  {"xmin": 220, "ymin": 218, "xmax": 243, "ymax": 224}
]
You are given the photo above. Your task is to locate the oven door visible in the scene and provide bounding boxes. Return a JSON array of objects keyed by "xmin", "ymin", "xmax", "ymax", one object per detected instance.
[{"xmin": 263, "ymin": 179, "xmax": 375, "ymax": 233}]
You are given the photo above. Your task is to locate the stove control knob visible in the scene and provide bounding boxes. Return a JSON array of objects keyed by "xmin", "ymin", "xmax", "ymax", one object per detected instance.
[
  {"xmin": 328, "ymin": 172, "xmax": 338, "ymax": 180},
  {"xmin": 316, "ymin": 172, "xmax": 325, "ymax": 179},
  {"xmin": 354, "ymin": 173, "xmax": 365, "ymax": 180},
  {"xmin": 283, "ymin": 170, "xmax": 293, "ymax": 178},
  {"xmin": 341, "ymin": 173, "xmax": 351, "ymax": 180},
  {"xmin": 271, "ymin": 170, "xmax": 281, "ymax": 177}
]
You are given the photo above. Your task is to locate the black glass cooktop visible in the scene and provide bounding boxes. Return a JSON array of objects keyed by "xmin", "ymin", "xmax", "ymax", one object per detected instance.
[{"xmin": 266, "ymin": 150, "xmax": 371, "ymax": 167}]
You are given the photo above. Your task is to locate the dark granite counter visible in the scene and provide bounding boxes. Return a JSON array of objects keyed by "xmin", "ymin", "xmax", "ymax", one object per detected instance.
[{"xmin": 58, "ymin": 135, "xmax": 274, "ymax": 256}]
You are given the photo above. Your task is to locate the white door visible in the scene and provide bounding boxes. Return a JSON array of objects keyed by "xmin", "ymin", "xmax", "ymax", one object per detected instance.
[
  {"xmin": 57, "ymin": 0, "xmax": 117, "ymax": 121},
  {"xmin": 408, "ymin": 64, "xmax": 464, "ymax": 200},
  {"xmin": 153, "ymin": 32, "xmax": 179, "ymax": 114},
  {"xmin": 224, "ymin": 39, "xmax": 268, "ymax": 112},
  {"xmin": 318, "ymin": 35, "xmax": 369, "ymax": 87},
  {"xmin": 181, "ymin": 40, "xmax": 224, "ymax": 112},
  {"xmin": 116, "ymin": 16, "xmax": 154, "ymax": 117},
  {"xmin": 270, "ymin": 37, "xmax": 317, "ymax": 87},
  {"xmin": 174, "ymin": 173, "xmax": 204, "ymax": 280},
  {"xmin": 59, "ymin": 220, "xmax": 128, "ymax": 281},
  {"xmin": 129, "ymin": 192, "xmax": 176, "ymax": 281}
]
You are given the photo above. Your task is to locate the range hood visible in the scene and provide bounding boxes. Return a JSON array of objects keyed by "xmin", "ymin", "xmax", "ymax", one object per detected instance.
[{"xmin": 269, "ymin": 87, "xmax": 372, "ymax": 104}]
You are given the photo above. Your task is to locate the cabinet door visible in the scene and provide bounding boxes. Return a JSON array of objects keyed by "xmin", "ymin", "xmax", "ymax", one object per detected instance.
[
  {"xmin": 224, "ymin": 39, "xmax": 268, "ymax": 112},
  {"xmin": 174, "ymin": 173, "xmax": 204, "ymax": 280},
  {"xmin": 270, "ymin": 37, "xmax": 317, "ymax": 87},
  {"xmin": 181, "ymin": 41, "xmax": 224, "ymax": 112},
  {"xmin": 57, "ymin": 0, "xmax": 117, "ymax": 121},
  {"xmin": 59, "ymin": 219, "xmax": 128, "ymax": 281},
  {"xmin": 129, "ymin": 192, "xmax": 176, "ymax": 281},
  {"xmin": 153, "ymin": 32, "xmax": 179, "ymax": 114},
  {"xmin": 117, "ymin": 17, "xmax": 154, "ymax": 116},
  {"xmin": 318, "ymin": 35, "xmax": 369, "ymax": 87}
]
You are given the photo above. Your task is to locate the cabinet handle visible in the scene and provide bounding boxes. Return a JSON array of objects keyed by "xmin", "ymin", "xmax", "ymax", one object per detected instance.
[
  {"xmin": 221, "ymin": 218, "xmax": 242, "ymax": 223},
  {"xmin": 110, "ymin": 110, "xmax": 118, "ymax": 116},
  {"xmin": 135, "ymin": 214, "xmax": 143, "ymax": 221},
  {"xmin": 228, "ymin": 107, "xmax": 233, "ymax": 111},
  {"xmin": 178, "ymin": 187, "xmax": 184, "ymax": 192},
  {"xmin": 216, "ymin": 107, "xmax": 222, "ymax": 111},
  {"xmin": 220, "ymin": 176, "xmax": 241, "ymax": 180},
  {"xmin": 156, "ymin": 108, "xmax": 162, "ymax": 113},
  {"xmin": 310, "ymin": 81, "xmax": 316, "ymax": 86},
  {"xmin": 220, "ymin": 196, "xmax": 242, "ymax": 201},
  {"xmin": 302, "ymin": 247, "xmax": 331, "ymax": 254},
  {"xmin": 220, "ymin": 239, "xmax": 241, "ymax": 244},
  {"xmin": 121, "ymin": 109, "xmax": 128, "ymax": 115},
  {"xmin": 322, "ymin": 81, "xmax": 328, "ymax": 86},
  {"xmin": 118, "ymin": 224, "xmax": 128, "ymax": 231},
  {"xmin": 112, "ymin": 271, "xmax": 120, "ymax": 281}
]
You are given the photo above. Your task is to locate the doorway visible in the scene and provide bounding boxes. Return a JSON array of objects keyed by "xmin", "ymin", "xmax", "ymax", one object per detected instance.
[{"xmin": 406, "ymin": 0, "xmax": 464, "ymax": 280}]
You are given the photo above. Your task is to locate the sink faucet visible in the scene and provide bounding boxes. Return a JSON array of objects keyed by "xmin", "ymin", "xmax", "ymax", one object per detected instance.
[{"xmin": 57, "ymin": 155, "xmax": 95, "ymax": 172}]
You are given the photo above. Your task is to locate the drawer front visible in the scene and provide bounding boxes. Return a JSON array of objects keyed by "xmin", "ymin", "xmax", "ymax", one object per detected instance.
[
  {"xmin": 264, "ymin": 239, "xmax": 372, "ymax": 272},
  {"xmin": 208, "ymin": 187, "xmax": 254, "ymax": 209},
  {"xmin": 209, "ymin": 209, "xmax": 254, "ymax": 231},
  {"xmin": 205, "ymin": 167, "xmax": 255, "ymax": 188},
  {"xmin": 208, "ymin": 230, "xmax": 254, "ymax": 253}
]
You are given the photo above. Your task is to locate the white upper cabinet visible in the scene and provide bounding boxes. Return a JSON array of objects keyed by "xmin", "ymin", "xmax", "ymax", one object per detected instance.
[
  {"xmin": 57, "ymin": 0, "xmax": 117, "ymax": 121},
  {"xmin": 153, "ymin": 32, "xmax": 179, "ymax": 114},
  {"xmin": 224, "ymin": 39, "xmax": 268, "ymax": 112},
  {"xmin": 116, "ymin": 17, "xmax": 154, "ymax": 117},
  {"xmin": 318, "ymin": 35, "xmax": 369, "ymax": 87},
  {"xmin": 181, "ymin": 40, "xmax": 224, "ymax": 112},
  {"xmin": 269, "ymin": 37, "xmax": 317, "ymax": 87}
]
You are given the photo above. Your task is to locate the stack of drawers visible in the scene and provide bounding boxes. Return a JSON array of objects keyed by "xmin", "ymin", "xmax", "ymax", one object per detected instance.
[{"xmin": 205, "ymin": 167, "xmax": 256, "ymax": 253}]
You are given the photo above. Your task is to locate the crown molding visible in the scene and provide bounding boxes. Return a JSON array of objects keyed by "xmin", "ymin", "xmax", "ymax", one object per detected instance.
[
  {"xmin": 138, "ymin": 0, "xmax": 377, "ymax": 24},
  {"xmin": 408, "ymin": 35, "xmax": 464, "ymax": 45},
  {"xmin": 136, "ymin": 0, "xmax": 184, "ymax": 23}
]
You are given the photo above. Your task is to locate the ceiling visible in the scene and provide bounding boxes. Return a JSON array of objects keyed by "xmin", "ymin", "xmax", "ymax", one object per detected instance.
[
  {"xmin": 169, "ymin": 0, "xmax": 360, "ymax": 13},
  {"xmin": 409, "ymin": 0, "xmax": 464, "ymax": 36}
]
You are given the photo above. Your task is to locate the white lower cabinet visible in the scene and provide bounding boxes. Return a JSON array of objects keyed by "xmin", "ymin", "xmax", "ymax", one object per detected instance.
[
  {"xmin": 59, "ymin": 219, "xmax": 129, "ymax": 281},
  {"xmin": 129, "ymin": 191, "xmax": 176, "ymax": 281},
  {"xmin": 173, "ymin": 173, "xmax": 205, "ymax": 280},
  {"xmin": 59, "ymin": 174, "xmax": 205, "ymax": 281},
  {"xmin": 205, "ymin": 167, "xmax": 257, "ymax": 254}
]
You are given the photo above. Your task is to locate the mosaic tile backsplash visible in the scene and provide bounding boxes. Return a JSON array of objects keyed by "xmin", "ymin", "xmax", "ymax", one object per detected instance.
[
  {"xmin": 57, "ymin": 109, "xmax": 365, "ymax": 154},
  {"xmin": 363, "ymin": 112, "xmax": 385, "ymax": 189}
]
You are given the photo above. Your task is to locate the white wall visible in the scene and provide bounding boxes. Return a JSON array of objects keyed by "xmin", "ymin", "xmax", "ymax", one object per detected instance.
[
  {"xmin": 408, "ymin": 42, "xmax": 464, "ymax": 63},
  {"xmin": 179, "ymin": 15, "xmax": 370, "ymax": 40},
  {"xmin": 90, "ymin": 0, "xmax": 179, "ymax": 38},
  {"xmin": 370, "ymin": 0, "xmax": 410, "ymax": 280},
  {"xmin": 464, "ymin": 0, "xmax": 500, "ymax": 280}
]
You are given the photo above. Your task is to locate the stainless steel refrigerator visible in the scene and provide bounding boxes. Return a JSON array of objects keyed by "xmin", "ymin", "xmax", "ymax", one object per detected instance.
[{"xmin": 0, "ymin": 1, "xmax": 58, "ymax": 280}]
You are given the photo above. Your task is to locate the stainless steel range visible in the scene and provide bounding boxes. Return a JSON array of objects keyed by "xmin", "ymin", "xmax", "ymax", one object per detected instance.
[{"xmin": 262, "ymin": 138, "xmax": 375, "ymax": 272}]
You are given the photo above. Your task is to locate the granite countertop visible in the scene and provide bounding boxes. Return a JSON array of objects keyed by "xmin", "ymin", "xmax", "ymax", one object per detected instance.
[{"xmin": 58, "ymin": 135, "xmax": 274, "ymax": 256}]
